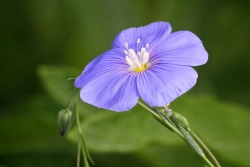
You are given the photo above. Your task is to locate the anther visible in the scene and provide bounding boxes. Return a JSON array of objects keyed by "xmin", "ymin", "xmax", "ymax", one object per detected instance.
[
  {"xmin": 124, "ymin": 39, "xmax": 151, "ymax": 73},
  {"xmin": 125, "ymin": 42, "xmax": 129, "ymax": 49},
  {"xmin": 137, "ymin": 38, "xmax": 141, "ymax": 44}
]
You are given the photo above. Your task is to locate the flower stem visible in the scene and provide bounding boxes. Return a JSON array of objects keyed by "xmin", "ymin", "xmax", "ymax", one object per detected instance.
[
  {"xmin": 179, "ymin": 126, "xmax": 215, "ymax": 167},
  {"xmin": 77, "ymin": 141, "xmax": 81, "ymax": 167},
  {"xmin": 67, "ymin": 88, "xmax": 78, "ymax": 108},
  {"xmin": 157, "ymin": 110, "xmax": 184, "ymax": 139},
  {"xmin": 137, "ymin": 101, "xmax": 184, "ymax": 139},
  {"xmin": 192, "ymin": 146, "xmax": 215, "ymax": 167},
  {"xmin": 137, "ymin": 101, "xmax": 160, "ymax": 119},
  {"xmin": 75, "ymin": 100, "xmax": 94, "ymax": 167},
  {"xmin": 190, "ymin": 130, "xmax": 221, "ymax": 167},
  {"xmin": 137, "ymin": 101, "xmax": 218, "ymax": 167},
  {"xmin": 203, "ymin": 156, "xmax": 216, "ymax": 167}
]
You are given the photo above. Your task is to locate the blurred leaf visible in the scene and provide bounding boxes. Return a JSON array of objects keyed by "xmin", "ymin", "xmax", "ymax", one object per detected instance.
[
  {"xmin": 68, "ymin": 106, "xmax": 181, "ymax": 153},
  {"xmin": 0, "ymin": 95, "xmax": 72, "ymax": 154},
  {"xmin": 0, "ymin": 151, "xmax": 75, "ymax": 167},
  {"xmin": 171, "ymin": 94, "xmax": 250, "ymax": 166},
  {"xmin": 37, "ymin": 65, "xmax": 79, "ymax": 107},
  {"xmin": 37, "ymin": 65, "xmax": 103, "ymax": 117},
  {"xmin": 38, "ymin": 65, "xmax": 250, "ymax": 166},
  {"xmin": 135, "ymin": 144, "xmax": 203, "ymax": 167},
  {"xmin": 134, "ymin": 144, "xmax": 239, "ymax": 167},
  {"xmin": 0, "ymin": 95, "xmax": 79, "ymax": 167}
]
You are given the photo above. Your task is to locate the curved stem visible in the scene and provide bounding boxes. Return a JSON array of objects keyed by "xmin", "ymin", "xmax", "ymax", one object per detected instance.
[{"xmin": 67, "ymin": 88, "xmax": 78, "ymax": 108}]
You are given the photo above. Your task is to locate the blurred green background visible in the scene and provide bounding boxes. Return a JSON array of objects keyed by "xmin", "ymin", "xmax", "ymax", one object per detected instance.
[{"xmin": 1, "ymin": 0, "xmax": 250, "ymax": 167}]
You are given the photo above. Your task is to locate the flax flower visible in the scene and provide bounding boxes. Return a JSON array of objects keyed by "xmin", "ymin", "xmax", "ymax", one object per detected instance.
[{"xmin": 75, "ymin": 22, "xmax": 208, "ymax": 112}]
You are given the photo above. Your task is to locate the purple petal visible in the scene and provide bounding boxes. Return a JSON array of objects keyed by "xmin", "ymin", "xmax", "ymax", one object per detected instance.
[
  {"xmin": 75, "ymin": 49, "xmax": 138, "ymax": 111},
  {"xmin": 112, "ymin": 22, "xmax": 172, "ymax": 51},
  {"xmin": 151, "ymin": 31, "xmax": 208, "ymax": 66},
  {"xmin": 74, "ymin": 56, "xmax": 102, "ymax": 88},
  {"xmin": 137, "ymin": 65, "xmax": 198, "ymax": 106},
  {"xmin": 74, "ymin": 49, "xmax": 128, "ymax": 88},
  {"xmin": 80, "ymin": 72, "xmax": 139, "ymax": 112}
]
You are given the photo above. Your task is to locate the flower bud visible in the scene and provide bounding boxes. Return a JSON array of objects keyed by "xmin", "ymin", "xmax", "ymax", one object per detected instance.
[
  {"xmin": 170, "ymin": 112, "xmax": 189, "ymax": 130},
  {"xmin": 57, "ymin": 108, "xmax": 74, "ymax": 137}
]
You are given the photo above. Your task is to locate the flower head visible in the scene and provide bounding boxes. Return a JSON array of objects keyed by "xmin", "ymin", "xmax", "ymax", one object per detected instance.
[{"xmin": 75, "ymin": 22, "xmax": 208, "ymax": 112}]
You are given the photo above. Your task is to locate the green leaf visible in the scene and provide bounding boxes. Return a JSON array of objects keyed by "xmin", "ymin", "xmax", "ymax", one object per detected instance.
[
  {"xmin": 0, "ymin": 95, "xmax": 73, "ymax": 154},
  {"xmin": 37, "ymin": 65, "xmax": 103, "ymax": 117},
  {"xmin": 37, "ymin": 65, "xmax": 79, "ymax": 107},
  {"xmin": 135, "ymin": 144, "xmax": 204, "ymax": 167}
]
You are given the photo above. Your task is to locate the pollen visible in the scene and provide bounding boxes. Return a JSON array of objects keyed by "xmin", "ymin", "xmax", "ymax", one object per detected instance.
[{"xmin": 124, "ymin": 39, "xmax": 150, "ymax": 73}]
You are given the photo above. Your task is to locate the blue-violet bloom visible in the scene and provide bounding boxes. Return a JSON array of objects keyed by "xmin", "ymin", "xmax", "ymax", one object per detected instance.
[{"xmin": 75, "ymin": 22, "xmax": 208, "ymax": 112}]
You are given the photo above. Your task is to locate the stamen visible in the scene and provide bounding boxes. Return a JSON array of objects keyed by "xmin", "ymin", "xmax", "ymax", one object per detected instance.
[
  {"xmin": 126, "ymin": 56, "xmax": 134, "ymax": 68},
  {"xmin": 124, "ymin": 40, "xmax": 151, "ymax": 73},
  {"xmin": 137, "ymin": 38, "xmax": 140, "ymax": 44},
  {"xmin": 142, "ymin": 52, "xmax": 149, "ymax": 64},
  {"xmin": 125, "ymin": 42, "xmax": 129, "ymax": 49},
  {"xmin": 128, "ymin": 49, "xmax": 141, "ymax": 68},
  {"xmin": 124, "ymin": 50, "xmax": 128, "ymax": 55},
  {"xmin": 136, "ymin": 38, "xmax": 140, "ymax": 54},
  {"xmin": 128, "ymin": 49, "xmax": 138, "ymax": 61},
  {"xmin": 141, "ymin": 47, "xmax": 146, "ymax": 55}
]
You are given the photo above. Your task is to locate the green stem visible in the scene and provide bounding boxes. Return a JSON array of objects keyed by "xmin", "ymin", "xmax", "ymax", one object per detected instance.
[
  {"xmin": 157, "ymin": 111, "xmax": 184, "ymax": 139},
  {"xmin": 137, "ymin": 101, "xmax": 184, "ymax": 139},
  {"xmin": 137, "ymin": 101, "xmax": 217, "ymax": 167},
  {"xmin": 137, "ymin": 101, "xmax": 160, "ymax": 119},
  {"xmin": 179, "ymin": 126, "xmax": 215, "ymax": 167},
  {"xmin": 75, "ymin": 102, "xmax": 94, "ymax": 166},
  {"xmin": 190, "ymin": 131, "xmax": 221, "ymax": 167},
  {"xmin": 67, "ymin": 88, "xmax": 78, "ymax": 108},
  {"xmin": 203, "ymin": 156, "xmax": 216, "ymax": 167},
  {"xmin": 77, "ymin": 141, "xmax": 81, "ymax": 167}
]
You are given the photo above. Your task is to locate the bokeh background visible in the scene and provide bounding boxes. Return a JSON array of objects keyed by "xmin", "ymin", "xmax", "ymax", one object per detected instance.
[{"xmin": 1, "ymin": 0, "xmax": 250, "ymax": 167}]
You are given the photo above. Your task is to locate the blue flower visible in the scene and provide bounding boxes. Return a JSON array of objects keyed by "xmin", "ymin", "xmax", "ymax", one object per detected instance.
[{"xmin": 75, "ymin": 22, "xmax": 208, "ymax": 112}]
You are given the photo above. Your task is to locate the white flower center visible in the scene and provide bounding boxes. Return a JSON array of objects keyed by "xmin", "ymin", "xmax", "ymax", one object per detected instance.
[{"xmin": 124, "ymin": 39, "xmax": 150, "ymax": 72}]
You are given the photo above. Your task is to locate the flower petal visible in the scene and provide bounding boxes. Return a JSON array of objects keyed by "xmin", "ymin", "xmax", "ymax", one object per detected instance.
[
  {"xmin": 80, "ymin": 72, "xmax": 139, "ymax": 112},
  {"xmin": 74, "ymin": 56, "xmax": 102, "ymax": 88},
  {"xmin": 75, "ymin": 49, "xmax": 138, "ymax": 111},
  {"xmin": 151, "ymin": 31, "xmax": 208, "ymax": 66},
  {"xmin": 74, "ymin": 49, "xmax": 128, "ymax": 88},
  {"xmin": 137, "ymin": 65, "xmax": 198, "ymax": 106},
  {"xmin": 112, "ymin": 22, "xmax": 172, "ymax": 51}
]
